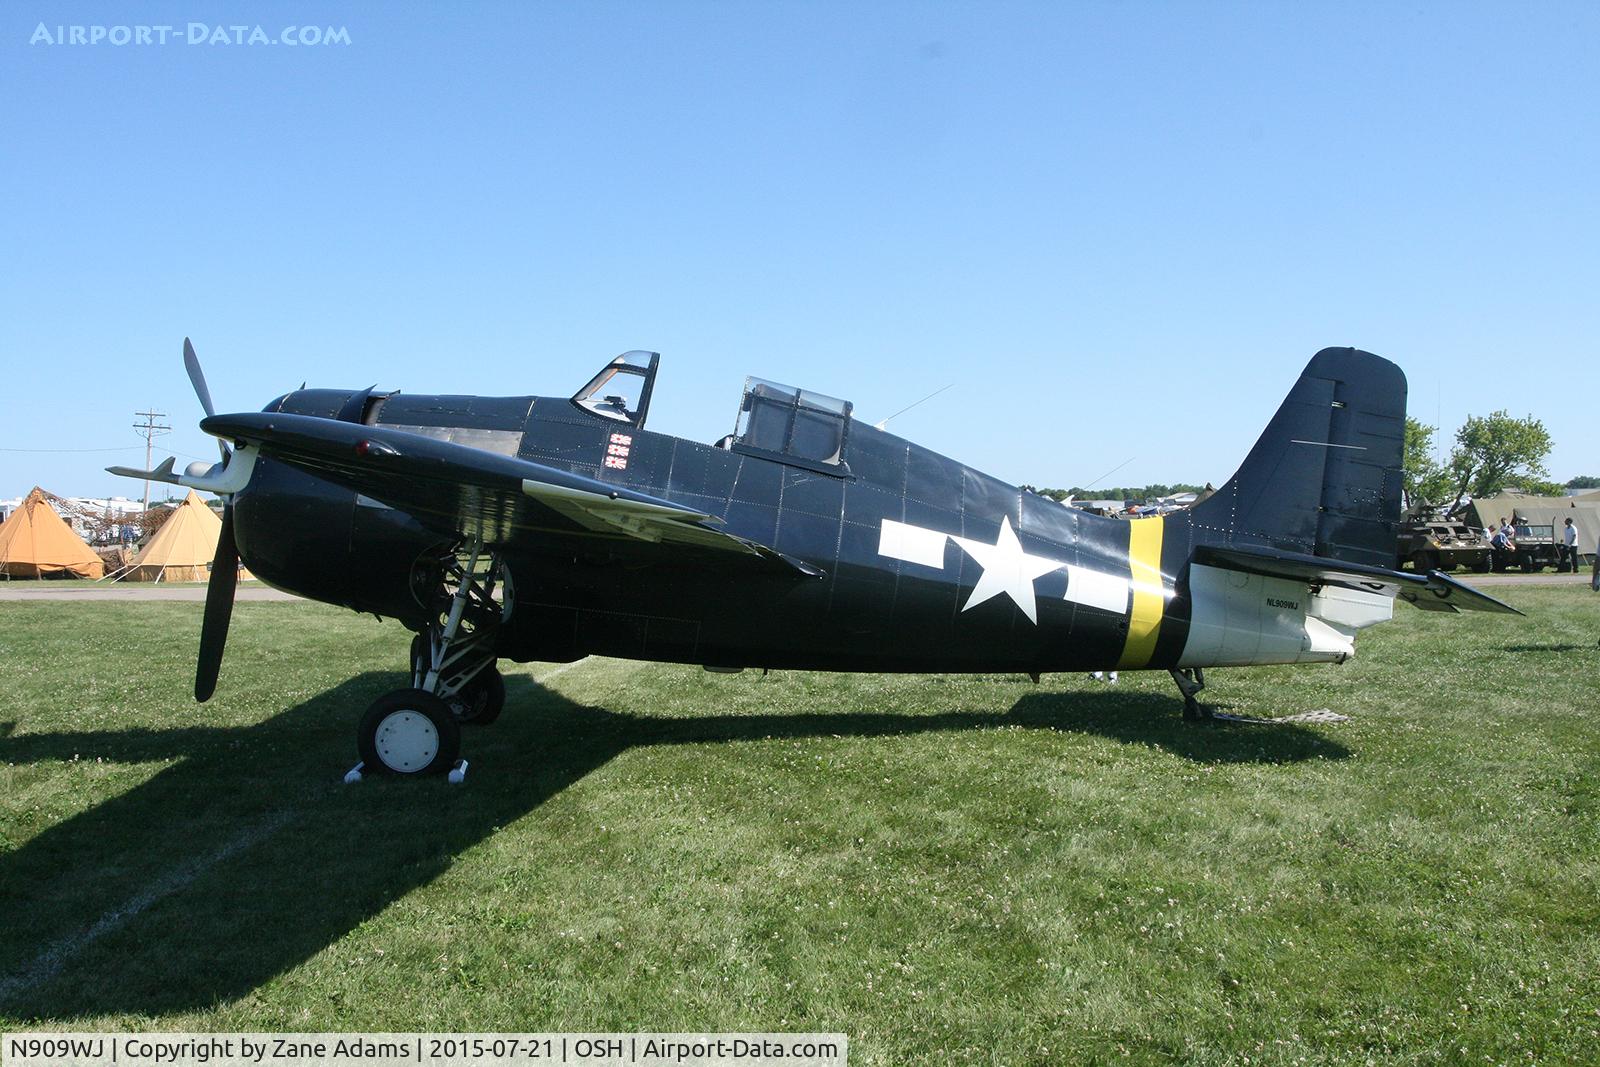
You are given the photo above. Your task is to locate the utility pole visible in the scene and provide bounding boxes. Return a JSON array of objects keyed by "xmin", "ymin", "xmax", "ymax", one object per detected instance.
[{"xmin": 133, "ymin": 408, "xmax": 171, "ymax": 514}]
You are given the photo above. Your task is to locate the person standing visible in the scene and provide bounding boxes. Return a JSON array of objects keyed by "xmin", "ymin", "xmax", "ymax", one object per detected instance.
[{"xmin": 1563, "ymin": 517, "xmax": 1579, "ymax": 573}]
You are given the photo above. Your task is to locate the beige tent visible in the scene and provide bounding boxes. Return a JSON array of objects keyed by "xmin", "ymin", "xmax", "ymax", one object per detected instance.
[
  {"xmin": 125, "ymin": 490, "xmax": 246, "ymax": 582},
  {"xmin": 1463, "ymin": 492, "xmax": 1600, "ymax": 561},
  {"xmin": 0, "ymin": 487, "xmax": 106, "ymax": 579}
]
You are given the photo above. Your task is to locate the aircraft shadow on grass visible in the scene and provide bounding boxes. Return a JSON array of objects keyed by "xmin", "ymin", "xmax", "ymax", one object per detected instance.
[{"xmin": 0, "ymin": 673, "xmax": 1347, "ymax": 1019}]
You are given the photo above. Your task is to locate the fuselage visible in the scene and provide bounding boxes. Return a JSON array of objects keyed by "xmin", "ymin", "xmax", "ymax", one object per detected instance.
[
  {"xmin": 232, "ymin": 386, "xmax": 1215, "ymax": 674},
  {"xmin": 195, "ymin": 344, "xmax": 1430, "ymax": 685}
]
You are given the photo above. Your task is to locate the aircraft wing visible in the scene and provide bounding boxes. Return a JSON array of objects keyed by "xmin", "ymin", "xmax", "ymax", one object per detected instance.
[
  {"xmin": 1194, "ymin": 544, "xmax": 1522, "ymax": 615},
  {"xmin": 199, "ymin": 412, "xmax": 823, "ymax": 576}
]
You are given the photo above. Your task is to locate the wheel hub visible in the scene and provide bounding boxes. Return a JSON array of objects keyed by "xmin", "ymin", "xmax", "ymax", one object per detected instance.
[{"xmin": 373, "ymin": 709, "xmax": 440, "ymax": 772}]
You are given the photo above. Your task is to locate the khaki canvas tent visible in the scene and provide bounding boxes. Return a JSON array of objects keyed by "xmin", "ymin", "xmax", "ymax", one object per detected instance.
[
  {"xmin": 125, "ymin": 490, "xmax": 247, "ymax": 582},
  {"xmin": 1462, "ymin": 492, "xmax": 1600, "ymax": 562},
  {"xmin": 0, "ymin": 487, "xmax": 106, "ymax": 579}
]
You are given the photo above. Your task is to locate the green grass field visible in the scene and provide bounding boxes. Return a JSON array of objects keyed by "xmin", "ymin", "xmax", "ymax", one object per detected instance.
[{"xmin": 2, "ymin": 590, "xmax": 1597, "ymax": 1064}]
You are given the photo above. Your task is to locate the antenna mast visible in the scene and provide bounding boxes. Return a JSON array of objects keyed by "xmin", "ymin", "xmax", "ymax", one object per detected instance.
[{"xmin": 874, "ymin": 383, "xmax": 955, "ymax": 431}]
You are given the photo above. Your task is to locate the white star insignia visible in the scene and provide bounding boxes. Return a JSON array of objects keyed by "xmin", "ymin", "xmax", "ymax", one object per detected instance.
[{"xmin": 950, "ymin": 515, "xmax": 1065, "ymax": 624}]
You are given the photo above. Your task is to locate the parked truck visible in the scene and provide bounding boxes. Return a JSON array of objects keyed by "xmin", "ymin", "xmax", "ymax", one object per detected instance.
[{"xmin": 1496, "ymin": 521, "xmax": 1560, "ymax": 573}]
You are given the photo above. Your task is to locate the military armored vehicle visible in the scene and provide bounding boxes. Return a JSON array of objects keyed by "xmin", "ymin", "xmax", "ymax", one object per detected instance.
[{"xmin": 1399, "ymin": 508, "xmax": 1492, "ymax": 572}]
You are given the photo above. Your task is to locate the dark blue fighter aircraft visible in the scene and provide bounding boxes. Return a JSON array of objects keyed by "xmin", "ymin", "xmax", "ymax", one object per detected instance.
[{"xmin": 112, "ymin": 342, "xmax": 1515, "ymax": 779}]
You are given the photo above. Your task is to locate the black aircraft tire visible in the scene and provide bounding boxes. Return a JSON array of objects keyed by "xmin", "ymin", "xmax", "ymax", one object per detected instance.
[
  {"xmin": 358, "ymin": 689, "xmax": 460, "ymax": 776},
  {"xmin": 451, "ymin": 664, "xmax": 506, "ymax": 726}
]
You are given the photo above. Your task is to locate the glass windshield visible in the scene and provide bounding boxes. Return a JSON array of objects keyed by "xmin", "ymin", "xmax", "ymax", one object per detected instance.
[{"xmin": 571, "ymin": 351, "xmax": 660, "ymax": 427}]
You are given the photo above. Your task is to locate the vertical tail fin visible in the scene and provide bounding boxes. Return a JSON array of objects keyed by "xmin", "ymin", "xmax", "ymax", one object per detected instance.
[{"xmin": 1189, "ymin": 347, "xmax": 1405, "ymax": 569}]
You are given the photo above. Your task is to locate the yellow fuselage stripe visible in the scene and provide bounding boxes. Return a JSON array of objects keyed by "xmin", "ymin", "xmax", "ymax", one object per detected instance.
[{"xmin": 1118, "ymin": 516, "xmax": 1166, "ymax": 668}]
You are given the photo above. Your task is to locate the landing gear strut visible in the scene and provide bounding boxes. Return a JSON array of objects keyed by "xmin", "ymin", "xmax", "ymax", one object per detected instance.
[
  {"xmin": 1169, "ymin": 667, "xmax": 1210, "ymax": 721},
  {"xmin": 351, "ymin": 537, "xmax": 512, "ymax": 780},
  {"xmin": 410, "ymin": 634, "xmax": 506, "ymax": 725}
]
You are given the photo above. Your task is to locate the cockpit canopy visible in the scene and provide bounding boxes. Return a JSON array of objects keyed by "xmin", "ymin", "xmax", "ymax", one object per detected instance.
[
  {"xmin": 570, "ymin": 351, "xmax": 659, "ymax": 427},
  {"xmin": 733, "ymin": 378, "xmax": 853, "ymax": 470},
  {"xmin": 570, "ymin": 353, "xmax": 854, "ymax": 474}
]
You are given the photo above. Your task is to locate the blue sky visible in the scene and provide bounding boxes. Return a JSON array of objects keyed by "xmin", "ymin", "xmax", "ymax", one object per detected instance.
[{"xmin": 3, "ymin": 1, "xmax": 1596, "ymax": 501}]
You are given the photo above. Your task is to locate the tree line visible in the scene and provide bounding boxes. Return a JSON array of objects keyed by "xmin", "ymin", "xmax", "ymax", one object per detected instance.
[
  {"xmin": 1404, "ymin": 412, "xmax": 1591, "ymax": 512},
  {"xmin": 1022, "ymin": 411, "xmax": 1588, "ymax": 515}
]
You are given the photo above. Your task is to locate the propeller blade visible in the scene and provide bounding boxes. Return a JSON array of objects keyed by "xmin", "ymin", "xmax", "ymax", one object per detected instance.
[
  {"xmin": 184, "ymin": 338, "xmax": 216, "ymax": 417},
  {"xmin": 195, "ymin": 503, "xmax": 239, "ymax": 702},
  {"xmin": 183, "ymin": 337, "xmax": 230, "ymax": 462}
]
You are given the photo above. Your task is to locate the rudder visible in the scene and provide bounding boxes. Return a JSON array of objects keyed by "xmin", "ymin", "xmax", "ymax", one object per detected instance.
[{"xmin": 1189, "ymin": 347, "xmax": 1405, "ymax": 569}]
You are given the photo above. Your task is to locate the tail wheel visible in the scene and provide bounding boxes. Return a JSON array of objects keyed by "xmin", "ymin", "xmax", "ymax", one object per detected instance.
[{"xmin": 358, "ymin": 689, "xmax": 460, "ymax": 776}]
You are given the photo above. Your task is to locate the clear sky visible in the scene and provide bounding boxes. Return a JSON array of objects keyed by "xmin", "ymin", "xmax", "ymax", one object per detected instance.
[{"xmin": 3, "ymin": 1, "xmax": 1596, "ymax": 501}]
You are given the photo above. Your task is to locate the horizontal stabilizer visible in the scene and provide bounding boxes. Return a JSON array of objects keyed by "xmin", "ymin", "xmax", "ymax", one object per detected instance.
[
  {"xmin": 106, "ymin": 456, "xmax": 178, "ymax": 484},
  {"xmin": 1194, "ymin": 544, "xmax": 1522, "ymax": 616},
  {"xmin": 1395, "ymin": 569, "xmax": 1524, "ymax": 615}
]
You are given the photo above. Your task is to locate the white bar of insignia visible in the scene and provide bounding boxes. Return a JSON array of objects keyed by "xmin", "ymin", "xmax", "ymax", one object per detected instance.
[
  {"xmin": 878, "ymin": 519, "xmax": 949, "ymax": 569},
  {"xmin": 1064, "ymin": 563, "xmax": 1130, "ymax": 614}
]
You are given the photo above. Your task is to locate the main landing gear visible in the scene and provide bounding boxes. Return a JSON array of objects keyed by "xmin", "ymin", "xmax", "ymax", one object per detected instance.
[
  {"xmin": 1169, "ymin": 667, "xmax": 1211, "ymax": 721},
  {"xmin": 350, "ymin": 537, "xmax": 512, "ymax": 782}
]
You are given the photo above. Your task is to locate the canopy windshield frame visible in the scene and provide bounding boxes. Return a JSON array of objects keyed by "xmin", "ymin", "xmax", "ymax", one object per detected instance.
[
  {"xmin": 570, "ymin": 351, "xmax": 660, "ymax": 428},
  {"xmin": 732, "ymin": 377, "xmax": 854, "ymax": 474}
]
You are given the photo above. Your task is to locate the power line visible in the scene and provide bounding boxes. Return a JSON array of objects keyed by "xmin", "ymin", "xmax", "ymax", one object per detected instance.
[
  {"xmin": 0, "ymin": 445, "xmax": 213, "ymax": 464},
  {"xmin": 0, "ymin": 446, "xmax": 145, "ymax": 453}
]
